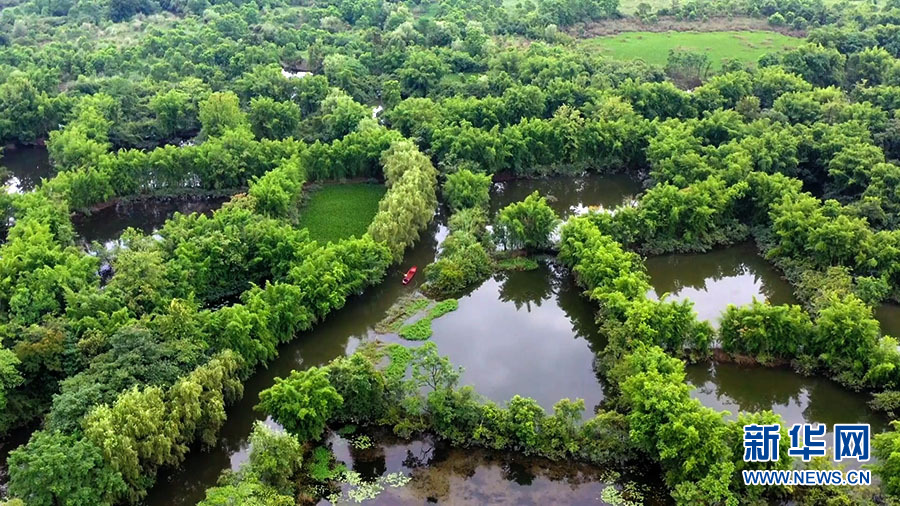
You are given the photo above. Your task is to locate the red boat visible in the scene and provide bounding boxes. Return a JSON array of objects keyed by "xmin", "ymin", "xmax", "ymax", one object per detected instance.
[{"xmin": 402, "ymin": 266, "xmax": 417, "ymax": 284}]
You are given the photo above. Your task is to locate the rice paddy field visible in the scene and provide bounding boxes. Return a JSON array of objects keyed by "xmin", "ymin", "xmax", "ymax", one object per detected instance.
[
  {"xmin": 297, "ymin": 183, "xmax": 386, "ymax": 243},
  {"xmin": 581, "ymin": 30, "xmax": 803, "ymax": 69}
]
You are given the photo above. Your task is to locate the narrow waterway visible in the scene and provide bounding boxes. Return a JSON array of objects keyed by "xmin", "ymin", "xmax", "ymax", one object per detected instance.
[
  {"xmin": 686, "ymin": 362, "xmax": 888, "ymax": 432},
  {"xmin": 876, "ymin": 303, "xmax": 900, "ymax": 338},
  {"xmin": 490, "ymin": 173, "xmax": 642, "ymax": 219}
]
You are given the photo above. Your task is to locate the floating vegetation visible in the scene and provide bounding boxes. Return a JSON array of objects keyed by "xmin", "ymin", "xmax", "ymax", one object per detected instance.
[
  {"xmin": 308, "ymin": 446, "xmax": 346, "ymax": 482},
  {"xmin": 398, "ymin": 318, "xmax": 433, "ymax": 340},
  {"xmin": 376, "ymin": 294, "xmax": 430, "ymax": 333},
  {"xmin": 429, "ymin": 298, "xmax": 459, "ymax": 318},
  {"xmin": 349, "ymin": 434, "xmax": 373, "ymax": 450},
  {"xmin": 378, "ymin": 295, "xmax": 459, "ymax": 340},
  {"xmin": 327, "ymin": 471, "xmax": 411, "ymax": 504}
]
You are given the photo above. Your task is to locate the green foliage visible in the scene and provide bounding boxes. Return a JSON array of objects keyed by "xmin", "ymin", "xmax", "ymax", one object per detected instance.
[
  {"xmin": 257, "ymin": 367, "xmax": 343, "ymax": 441},
  {"xmin": 812, "ymin": 292, "xmax": 880, "ymax": 383},
  {"xmin": 874, "ymin": 421, "xmax": 900, "ymax": 498},
  {"xmin": 719, "ymin": 300, "xmax": 814, "ymax": 360},
  {"xmin": 368, "ymin": 141, "xmax": 439, "ymax": 262},
  {"xmin": 375, "ymin": 295, "xmax": 431, "ymax": 333},
  {"xmin": 495, "ymin": 191, "xmax": 560, "ymax": 251},
  {"xmin": 613, "ymin": 344, "xmax": 736, "ymax": 505},
  {"xmin": 429, "ymin": 298, "xmax": 459, "ymax": 318},
  {"xmin": 442, "ymin": 169, "xmax": 492, "ymax": 211},
  {"xmin": 326, "ymin": 354, "xmax": 388, "ymax": 423},
  {"xmin": 398, "ymin": 318, "xmax": 433, "ymax": 340},
  {"xmin": 249, "ymin": 97, "xmax": 301, "ymax": 141},
  {"xmin": 199, "ymin": 92, "xmax": 249, "ymax": 139},
  {"xmin": 424, "ymin": 230, "xmax": 494, "ymax": 295},
  {"xmin": 7, "ymin": 430, "xmax": 128, "ymax": 506},
  {"xmin": 248, "ymin": 156, "xmax": 306, "ymax": 219},
  {"xmin": 306, "ymin": 446, "xmax": 345, "ymax": 482},
  {"xmin": 318, "ymin": 89, "xmax": 370, "ymax": 142},
  {"xmin": 495, "ymin": 256, "xmax": 540, "ymax": 271},
  {"xmin": 246, "ymin": 422, "xmax": 304, "ymax": 494}
]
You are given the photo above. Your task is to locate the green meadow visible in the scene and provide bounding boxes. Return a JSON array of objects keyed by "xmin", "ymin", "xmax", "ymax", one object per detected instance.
[
  {"xmin": 581, "ymin": 30, "xmax": 802, "ymax": 69},
  {"xmin": 297, "ymin": 183, "xmax": 386, "ymax": 243}
]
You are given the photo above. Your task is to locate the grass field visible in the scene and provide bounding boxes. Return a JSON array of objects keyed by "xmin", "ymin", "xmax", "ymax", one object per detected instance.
[
  {"xmin": 581, "ymin": 30, "xmax": 801, "ymax": 69},
  {"xmin": 297, "ymin": 183, "xmax": 386, "ymax": 244}
]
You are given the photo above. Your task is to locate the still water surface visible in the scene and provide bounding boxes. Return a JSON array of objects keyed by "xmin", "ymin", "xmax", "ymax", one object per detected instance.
[
  {"xmin": 644, "ymin": 244, "xmax": 886, "ymax": 439},
  {"xmin": 72, "ymin": 197, "xmax": 229, "ymax": 248},
  {"xmin": 321, "ymin": 430, "xmax": 669, "ymax": 505},
  {"xmin": 1, "ymin": 146, "xmax": 52, "ymax": 193},
  {"xmin": 146, "ymin": 175, "xmax": 638, "ymax": 504},
  {"xmin": 645, "ymin": 242, "xmax": 800, "ymax": 324},
  {"xmin": 686, "ymin": 361, "xmax": 888, "ymax": 432},
  {"xmin": 1, "ymin": 173, "xmax": 887, "ymax": 502},
  {"xmin": 383, "ymin": 260, "xmax": 608, "ymax": 412}
]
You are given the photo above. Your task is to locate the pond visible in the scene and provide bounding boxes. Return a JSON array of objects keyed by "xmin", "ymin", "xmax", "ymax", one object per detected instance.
[
  {"xmin": 645, "ymin": 243, "xmax": 887, "ymax": 445},
  {"xmin": 382, "ymin": 260, "xmax": 607, "ymax": 412},
  {"xmin": 645, "ymin": 242, "xmax": 799, "ymax": 325},
  {"xmin": 71, "ymin": 196, "xmax": 230, "ymax": 248},
  {"xmin": 490, "ymin": 173, "xmax": 642, "ymax": 219},
  {"xmin": 686, "ymin": 361, "xmax": 888, "ymax": 455},
  {"xmin": 1, "ymin": 146, "xmax": 52, "ymax": 194},
  {"xmin": 143, "ymin": 174, "xmax": 639, "ymax": 504},
  {"xmin": 0, "ymin": 145, "xmax": 230, "ymax": 247}
]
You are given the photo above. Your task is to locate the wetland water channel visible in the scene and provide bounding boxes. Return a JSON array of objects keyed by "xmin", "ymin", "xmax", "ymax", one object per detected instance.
[
  {"xmin": 0, "ymin": 161, "xmax": 890, "ymax": 502},
  {"xmin": 2, "ymin": 147, "xmax": 228, "ymax": 246}
]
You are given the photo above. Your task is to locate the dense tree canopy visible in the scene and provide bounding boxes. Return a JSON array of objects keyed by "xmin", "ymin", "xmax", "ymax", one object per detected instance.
[{"xmin": 6, "ymin": 0, "xmax": 900, "ymax": 502}]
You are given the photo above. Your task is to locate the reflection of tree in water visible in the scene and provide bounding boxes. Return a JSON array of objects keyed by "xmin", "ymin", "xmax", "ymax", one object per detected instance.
[
  {"xmin": 685, "ymin": 363, "xmax": 805, "ymax": 414},
  {"xmin": 349, "ymin": 442, "xmax": 387, "ymax": 481},
  {"xmin": 495, "ymin": 263, "xmax": 555, "ymax": 311},
  {"xmin": 801, "ymin": 378, "xmax": 888, "ymax": 433},
  {"xmin": 403, "ymin": 441, "xmax": 612, "ymax": 503},
  {"xmin": 686, "ymin": 363, "xmax": 887, "ymax": 432},
  {"xmin": 554, "ymin": 265, "xmax": 605, "ymax": 351},
  {"xmin": 647, "ymin": 248, "xmax": 753, "ymax": 296},
  {"xmin": 501, "ymin": 460, "xmax": 534, "ymax": 486}
]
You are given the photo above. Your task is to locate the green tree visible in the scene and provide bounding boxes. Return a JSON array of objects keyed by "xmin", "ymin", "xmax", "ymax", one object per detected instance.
[
  {"xmin": 7, "ymin": 431, "xmax": 128, "ymax": 506},
  {"xmin": 256, "ymin": 366, "xmax": 343, "ymax": 441},
  {"xmin": 199, "ymin": 92, "xmax": 249, "ymax": 139},
  {"xmin": 246, "ymin": 422, "xmax": 304, "ymax": 493},
  {"xmin": 318, "ymin": 89, "xmax": 369, "ymax": 142},
  {"xmin": 494, "ymin": 191, "xmax": 560, "ymax": 250},
  {"xmin": 249, "ymin": 97, "xmax": 301, "ymax": 140},
  {"xmin": 719, "ymin": 301, "xmax": 813, "ymax": 360},
  {"xmin": 443, "ymin": 169, "xmax": 492, "ymax": 211}
]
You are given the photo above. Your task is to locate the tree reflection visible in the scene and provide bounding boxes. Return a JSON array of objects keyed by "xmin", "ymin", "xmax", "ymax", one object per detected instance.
[{"xmin": 495, "ymin": 264, "xmax": 554, "ymax": 311}]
